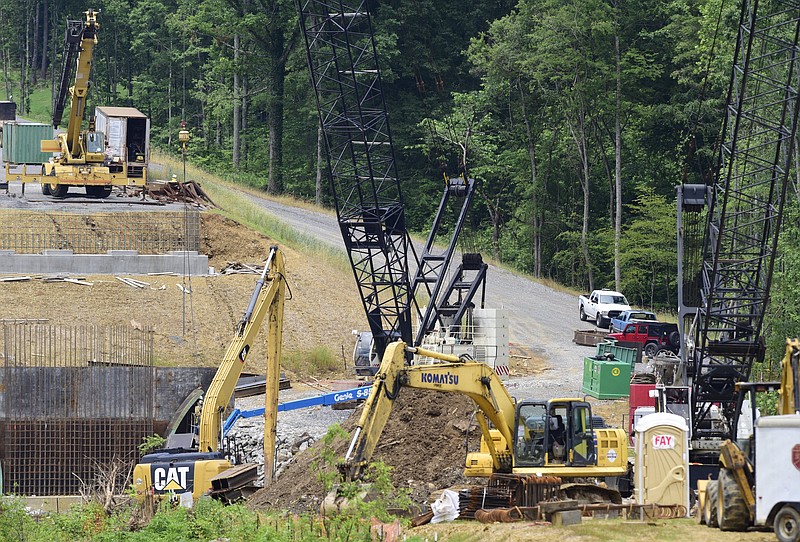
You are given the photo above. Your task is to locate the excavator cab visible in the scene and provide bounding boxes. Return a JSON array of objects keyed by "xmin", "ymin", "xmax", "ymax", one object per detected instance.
[{"xmin": 514, "ymin": 399, "xmax": 596, "ymax": 468}]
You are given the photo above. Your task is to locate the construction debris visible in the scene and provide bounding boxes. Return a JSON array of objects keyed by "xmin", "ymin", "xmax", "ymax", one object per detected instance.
[
  {"xmin": 64, "ymin": 278, "xmax": 94, "ymax": 286},
  {"xmin": 41, "ymin": 275, "xmax": 92, "ymax": 285},
  {"xmin": 0, "ymin": 276, "xmax": 32, "ymax": 282},
  {"xmin": 220, "ymin": 262, "xmax": 264, "ymax": 275},
  {"xmin": 142, "ymin": 179, "xmax": 217, "ymax": 207},
  {"xmin": 115, "ymin": 276, "xmax": 151, "ymax": 289}
]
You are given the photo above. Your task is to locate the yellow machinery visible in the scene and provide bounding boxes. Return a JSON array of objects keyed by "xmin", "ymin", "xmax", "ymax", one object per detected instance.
[
  {"xmin": 8, "ymin": 9, "xmax": 148, "ymax": 197},
  {"xmin": 132, "ymin": 246, "xmax": 286, "ymax": 502},
  {"xmin": 700, "ymin": 339, "xmax": 800, "ymax": 540},
  {"xmin": 342, "ymin": 341, "xmax": 628, "ymax": 486}
]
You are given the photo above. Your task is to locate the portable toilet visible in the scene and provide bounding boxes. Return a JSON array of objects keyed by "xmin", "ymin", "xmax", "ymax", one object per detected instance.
[{"xmin": 634, "ymin": 412, "xmax": 689, "ymax": 517}]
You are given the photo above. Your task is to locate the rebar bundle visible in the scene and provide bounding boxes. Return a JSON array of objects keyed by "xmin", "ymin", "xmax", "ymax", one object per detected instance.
[
  {"xmin": 458, "ymin": 486, "xmax": 514, "ymax": 519},
  {"xmin": 488, "ymin": 474, "xmax": 562, "ymax": 507}
]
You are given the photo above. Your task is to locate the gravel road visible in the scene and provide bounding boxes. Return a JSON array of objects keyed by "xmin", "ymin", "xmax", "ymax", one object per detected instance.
[{"xmin": 234, "ymin": 189, "xmax": 595, "ymax": 398}]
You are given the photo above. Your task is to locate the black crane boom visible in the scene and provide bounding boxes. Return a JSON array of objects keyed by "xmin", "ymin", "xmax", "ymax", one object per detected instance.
[{"xmin": 678, "ymin": 0, "xmax": 800, "ymax": 456}]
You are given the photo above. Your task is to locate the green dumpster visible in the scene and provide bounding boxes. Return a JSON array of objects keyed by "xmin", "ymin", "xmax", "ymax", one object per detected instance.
[
  {"xmin": 595, "ymin": 340, "xmax": 637, "ymax": 367},
  {"xmin": 581, "ymin": 356, "xmax": 631, "ymax": 399}
]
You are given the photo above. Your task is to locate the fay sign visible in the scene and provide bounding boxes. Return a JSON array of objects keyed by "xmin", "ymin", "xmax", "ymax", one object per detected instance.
[{"xmin": 652, "ymin": 434, "xmax": 675, "ymax": 449}]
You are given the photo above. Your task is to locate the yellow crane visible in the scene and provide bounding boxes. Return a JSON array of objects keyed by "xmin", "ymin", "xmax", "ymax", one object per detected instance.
[
  {"xmin": 7, "ymin": 9, "xmax": 150, "ymax": 198},
  {"xmin": 133, "ymin": 246, "xmax": 286, "ymax": 502}
]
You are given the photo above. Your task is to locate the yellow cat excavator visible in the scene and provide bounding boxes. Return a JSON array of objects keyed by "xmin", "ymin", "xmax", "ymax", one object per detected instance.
[
  {"xmin": 342, "ymin": 341, "xmax": 629, "ymax": 493},
  {"xmin": 132, "ymin": 246, "xmax": 286, "ymax": 502}
]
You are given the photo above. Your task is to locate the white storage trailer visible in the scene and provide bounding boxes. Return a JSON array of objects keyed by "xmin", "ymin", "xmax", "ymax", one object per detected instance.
[{"xmin": 94, "ymin": 106, "xmax": 150, "ymax": 174}]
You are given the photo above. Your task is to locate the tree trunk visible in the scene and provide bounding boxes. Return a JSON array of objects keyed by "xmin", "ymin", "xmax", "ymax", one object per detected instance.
[
  {"xmin": 570, "ymin": 104, "xmax": 594, "ymax": 291},
  {"xmin": 316, "ymin": 122, "xmax": 323, "ymax": 205},
  {"xmin": 233, "ymin": 33, "xmax": 240, "ymax": 168},
  {"xmin": 614, "ymin": 33, "xmax": 623, "ymax": 292},
  {"xmin": 489, "ymin": 200, "xmax": 501, "ymax": 262},
  {"xmin": 519, "ymin": 82, "xmax": 541, "ymax": 278},
  {"xmin": 21, "ymin": 13, "xmax": 30, "ymax": 113},
  {"xmin": 1, "ymin": 8, "xmax": 10, "ymax": 99},
  {"xmin": 40, "ymin": 0, "xmax": 48, "ymax": 81},
  {"xmin": 49, "ymin": 4, "xmax": 55, "ymax": 105},
  {"xmin": 242, "ymin": 76, "xmax": 249, "ymax": 164},
  {"xmin": 167, "ymin": 45, "xmax": 172, "ymax": 148},
  {"xmin": 266, "ymin": 31, "xmax": 286, "ymax": 194},
  {"xmin": 32, "ymin": 2, "xmax": 38, "ymax": 85}
]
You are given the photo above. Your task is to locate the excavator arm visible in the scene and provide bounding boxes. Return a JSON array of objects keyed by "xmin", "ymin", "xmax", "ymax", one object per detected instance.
[
  {"xmin": 779, "ymin": 338, "xmax": 799, "ymax": 416},
  {"xmin": 341, "ymin": 341, "xmax": 516, "ymax": 480},
  {"xmin": 198, "ymin": 245, "xmax": 286, "ymax": 465},
  {"xmin": 133, "ymin": 246, "xmax": 286, "ymax": 500}
]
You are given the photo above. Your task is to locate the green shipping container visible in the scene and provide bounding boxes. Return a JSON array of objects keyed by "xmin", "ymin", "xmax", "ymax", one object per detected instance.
[
  {"xmin": 2, "ymin": 122, "xmax": 53, "ymax": 164},
  {"xmin": 581, "ymin": 356, "xmax": 631, "ymax": 399}
]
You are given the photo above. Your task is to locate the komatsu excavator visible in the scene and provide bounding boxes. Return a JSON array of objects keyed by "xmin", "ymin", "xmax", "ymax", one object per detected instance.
[
  {"xmin": 342, "ymin": 341, "xmax": 629, "ymax": 493},
  {"xmin": 132, "ymin": 246, "xmax": 286, "ymax": 502}
]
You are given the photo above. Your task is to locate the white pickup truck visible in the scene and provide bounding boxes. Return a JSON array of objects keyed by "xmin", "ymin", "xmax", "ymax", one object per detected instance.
[{"xmin": 578, "ymin": 289, "xmax": 632, "ymax": 328}]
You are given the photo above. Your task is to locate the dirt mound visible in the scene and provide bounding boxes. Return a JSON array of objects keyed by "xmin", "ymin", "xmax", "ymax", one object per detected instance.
[{"xmin": 249, "ymin": 389, "xmax": 477, "ymax": 514}]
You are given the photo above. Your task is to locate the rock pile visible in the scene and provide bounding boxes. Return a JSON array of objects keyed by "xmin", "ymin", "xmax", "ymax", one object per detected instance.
[{"xmin": 227, "ymin": 401, "xmax": 353, "ymax": 486}]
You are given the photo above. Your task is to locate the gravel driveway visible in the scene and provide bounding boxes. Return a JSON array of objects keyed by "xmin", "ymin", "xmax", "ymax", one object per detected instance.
[{"xmin": 234, "ymin": 190, "xmax": 595, "ymax": 398}]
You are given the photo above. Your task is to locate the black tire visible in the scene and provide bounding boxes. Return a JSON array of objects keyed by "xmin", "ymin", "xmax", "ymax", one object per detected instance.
[
  {"xmin": 596, "ymin": 313, "xmax": 606, "ymax": 328},
  {"xmin": 86, "ymin": 185, "xmax": 112, "ymax": 198},
  {"xmin": 717, "ymin": 468, "xmax": 749, "ymax": 531},
  {"xmin": 697, "ymin": 489, "xmax": 706, "ymax": 524},
  {"xmin": 41, "ymin": 183, "xmax": 51, "ymax": 195},
  {"xmin": 49, "ymin": 183, "xmax": 68, "ymax": 198},
  {"xmin": 704, "ymin": 479, "xmax": 719, "ymax": 528},
  {"xmin": 580, "ymin": 306, "xmax": 587, "ymax": 321},
  {"xmin": 669, "ymin": 330, "xmax": 680, "ymax": 347},
  {"xmin": 775, "ymin": 505, "xmax": 800, "ymax": 542},
  {"xmin": 644, "ymin": 342, "xmax": 659, "ymax": 359}
]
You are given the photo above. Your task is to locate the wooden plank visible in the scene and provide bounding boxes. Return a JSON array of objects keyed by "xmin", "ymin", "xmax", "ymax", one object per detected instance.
[{"xmin": 64, "ymin": 278, "xmax": 93, "ymax": 286}]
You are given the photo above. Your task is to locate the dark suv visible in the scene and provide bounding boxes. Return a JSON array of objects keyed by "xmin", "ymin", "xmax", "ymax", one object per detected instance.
[{"xmin": 607, "ymin": 322, "xmax": 680, "ymax": 358}]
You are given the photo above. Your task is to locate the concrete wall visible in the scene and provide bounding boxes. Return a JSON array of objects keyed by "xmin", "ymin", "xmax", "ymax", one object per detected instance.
[
  {"xmin": 0, "ymin": 249, "xmax": 208, "ymax": 275},
  {"xmin": 0, "ymin": 366, "xmax": 217, "ymax": 423}
]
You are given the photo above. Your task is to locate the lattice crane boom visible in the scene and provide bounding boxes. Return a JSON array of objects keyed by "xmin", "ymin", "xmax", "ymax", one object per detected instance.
[
  {"xmin": 297, "ymin": 0, "xmax": 488, "ymax": 366},
  {"xmin": 678, "ymin": 0, "xmax": 800, "ymax": 452}
]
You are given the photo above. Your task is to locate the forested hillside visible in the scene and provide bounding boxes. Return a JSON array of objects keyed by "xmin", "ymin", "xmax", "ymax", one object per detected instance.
[{"xmin": 1, "ymin": 0, "xmax": 798, "ymax": 363}]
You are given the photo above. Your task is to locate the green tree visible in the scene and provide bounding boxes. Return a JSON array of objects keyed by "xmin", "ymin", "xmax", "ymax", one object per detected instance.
[{"xmin": 619, "ymin": 189, "xmax": 677, "ymax": 308}]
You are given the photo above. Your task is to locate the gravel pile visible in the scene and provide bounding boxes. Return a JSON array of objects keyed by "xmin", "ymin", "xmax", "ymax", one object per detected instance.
[{"xmin": 228, "ymin": 388, "xmax": 354, "ymax": 485}]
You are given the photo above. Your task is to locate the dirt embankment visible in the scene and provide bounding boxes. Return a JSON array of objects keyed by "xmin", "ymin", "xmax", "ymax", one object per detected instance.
[
  {"xmin": 250, "ymin": 389, "xmax": 476, "ymax": 514},
  {"xmin": 0, "ymin": 212, "xmax": 365, "ymax": 372}
]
